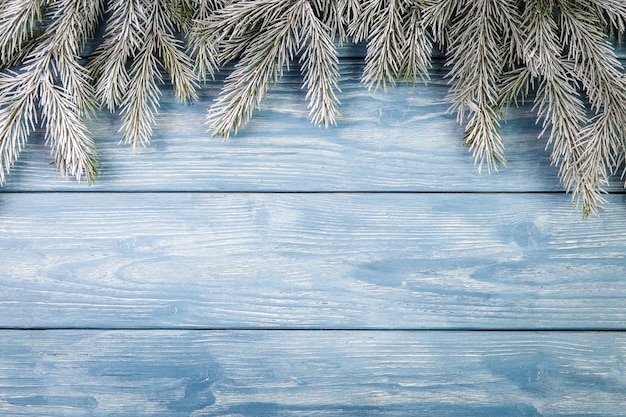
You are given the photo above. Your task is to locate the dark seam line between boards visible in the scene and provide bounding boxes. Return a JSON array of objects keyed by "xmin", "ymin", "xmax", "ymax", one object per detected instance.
[
  {"xmin": 4, "ymin": 190, "xmax": 625, "ymax": 195},
  {"xmin": 2, "ymin": 327, "xmax": 625, "ymax": 332}
]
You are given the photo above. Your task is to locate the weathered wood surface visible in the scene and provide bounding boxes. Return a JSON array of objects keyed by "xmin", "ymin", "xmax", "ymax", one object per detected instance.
[
  {"xmin": 5, "ymin": 61, "xmax": 624, "ymax": 193},
  {"xmin": 1, "ymin": 192, "xmax": 625, "ymax": 330},
  {"xmin": 1, "ymin": 330, "xmax": 625, "ymax": 416},
  {"xmin": 2, "ymin": 46, "xmax": 626, "ymax": 415}
]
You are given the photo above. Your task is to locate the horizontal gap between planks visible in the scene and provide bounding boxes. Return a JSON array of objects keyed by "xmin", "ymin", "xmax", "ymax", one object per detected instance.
[
  {"xmin": 3, "ymin": 190, "xmax": 625, "ymax": 195},
  {"xmin": 1, "ymin": 327, "xmax": 625, "ymax": 332}
]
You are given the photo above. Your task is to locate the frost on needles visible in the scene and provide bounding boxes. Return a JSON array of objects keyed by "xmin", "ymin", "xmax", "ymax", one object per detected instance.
[{"xmin": 1, "ymin": 0, "xmax": 626, "ymax": 216}]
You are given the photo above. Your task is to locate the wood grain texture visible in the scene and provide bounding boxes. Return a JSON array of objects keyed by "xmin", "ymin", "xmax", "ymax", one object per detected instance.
[
  {"xmin": 6, "ymin": 60, "xmax": 624, "ymax": 193},
  {"xmin": 2, "ymin": 192, "xmax": 625, "ymax": 330},
  {"xmin": 1, "ymin": 330, "xmax": 625, "ymax": 416},
  {"xmin": 1, "ymin": 40, "xmax": 625, "ymax": 416}
]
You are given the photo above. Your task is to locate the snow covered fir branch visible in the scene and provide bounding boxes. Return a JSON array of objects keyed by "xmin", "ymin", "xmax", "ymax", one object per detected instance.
[{"xmin": 1, "ymin": 0, "xmax": 626, "ymax": 216}]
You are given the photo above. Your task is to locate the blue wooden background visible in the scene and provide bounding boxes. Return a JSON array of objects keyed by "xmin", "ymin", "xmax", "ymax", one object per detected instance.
[{"xmin": 1, "ymin": 51, "xmax": 625, "ymax": 415}]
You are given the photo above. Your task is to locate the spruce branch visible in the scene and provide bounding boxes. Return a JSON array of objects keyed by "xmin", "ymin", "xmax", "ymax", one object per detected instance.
[
  {"xmin": 350, "ymin": 0, "xmax": 406, "ymax": 91},
  {"xmin": 498, "ymin": 67, "xmax": 534, "ymax": 109},
  {"xmin": 194, "ymin": 0, "xmax": 289, "ymax": 66},
  {"xmin": 39, "ymin": 76, "xmax": 100, "ymax": 182},
  {"xmin": 88, "ymin": 0, "xmax": 145, "ymax": 111},
  {"xmin": 521, "ymin": 0, "xmax": 593, "ymax": 213},
  {"xmin": 557, "ymin": 0, "xmax": 626, "ymax": 214},
  {"xmin": 0, "ymin": 71, "xmax": 38, "ymax": 184},
  {"xmin": 166, "ymin": 0, "xmax": 196, "ymax": 33},
  {"xmin": 43, "ymin": 0, "xmax": 103, "ymax": 114},
  {"xmin": 444, "ymin": 0, "xmax": 522, "ymax": 172},
  {"xmin": 0, "ymin": 0, "xmax": 102, "ymax": 184},
  {"xmin": 148, "ymin": 0, "xmax": 198, "ymax": 101},
  {"xmin": 108, "ymin": 0, "xmax": 199, "ymax": 149},
  {"xmin": 298, "ymin": 0, "xmax": 340, "ymax": 127},
  {"xmin": 310, "ymin": 0, "xmax": 360, "ymax": 44},
  {"xmin": 586, "ymin": 0, "xmax": 626, "ymax": 32},
  {"xmin": 423, "ymin": 0, "xmax": 459, "ymax": 47},
  {"xmin": 157, "ymin": 27, "xmax": 198, "ymax": 104},
  {"xmin": 0, "ymin": 0, "xmax": 45, "ymax": 68},
  {"xmin": 187, "ymin": 0, "xmax": 227, "ymax": 81},
  {"xmin": 206, "ymin": 0, "xmax": 299, "ymax": 138},
  {"xmin": 119, "ymin": 36, "xmax": 162, "ymax": 149},
  {"xmin": 350, "ymin": 0, "xmax": 432, "ymax": 91},
  {"xmin": 206, "ymin": 0, "xmax": 340, "ymax": 138},
  {"xmin": 399, "ymin": 2, "xmax": 432, "ymax": 87}
]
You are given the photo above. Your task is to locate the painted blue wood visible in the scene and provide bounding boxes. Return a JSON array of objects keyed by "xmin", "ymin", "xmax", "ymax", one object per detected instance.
[
  {"xmin": 5, "ymin": 60, "xmax": 623, "ymax": 193},
  {"xmin": 1, "ymin": 330, "xmax": 625, "ymax": 416},
  {"xmin": 1, "ymin": 192, "xmax": 625, "ymax": 330},
  {"xmin": 1, "ymin": 37, "xmax": 625, "ymax": 417}
]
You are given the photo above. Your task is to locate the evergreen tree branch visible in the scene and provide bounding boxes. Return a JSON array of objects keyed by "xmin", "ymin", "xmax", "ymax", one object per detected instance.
[
  {"xmin": 148, "ymin": 0, "xmax": 199, "ymax": 104},
  {"xmin": 205, "ymin": 0, "xmax": 341, "ymax": 134},
  {"xmin": 167, "ymin": 0, "xmax": 196, "ymax": 33},
  {"xmin": 559, "ymin": 1, "xmax": 625, "ymax": 115},
  {"xmin": 157, "ymin": 28, "xmax": 198, "ymax": 104},
  {"xmin": 557, "ymin": 0, "xmax": 626, "ymax": 214},
  {"xmin": 207, "ymin": 0, "xmax": 320, "ymax": 138},
  {"xmin": 89, "ymin": 0, "xmax": 145, "ymax": 111},
  {"xmin": 0, "ymin": 71, "xmax": 38, "ymax": 184},
  {"xmin": 351, "ymin": 1, "xmax": 432, "ymax": 88},
  {"xmin": 0, "ymin": 0, "xmax": 45, "ymax": 68},
  {"xmin": 187, "ymin": 0, "xmax": 227, "ymax": 81},
  {"xmin": 586, "ymin": 0, "xmax": 626, "ymax": 32},
  {"xmin": 521, "ymin": 0, "xmax": 595, "ymax": 214},
  {"xmin": 498, "ymin": 67, "xmax": 534, "ymax": 109},
  {"xmin": 39, "ymin": 75, "xmax": 100, "ymax": 182},
  {"xmin": 119, "ymin": 36, "xmax": 162, "ymax": 149},
  {"xmin": 310, "ymin": 0, "xmax": 359, "ymax": 44},
  {"xmin": 423, "ymin": 0, "xmax": 459, "ymax": 47},
  {"xmin": 299, "ymin": 0, "xmax": 340, "ymax": 127},
  {"xmin": 346, "ymin": 0, "xmax": 375, "ymax": 44},
  {"xmin": 350, "ymin": 0, "xmax": 406, "ymax": 91},
  {"xmin": 37, "ymin": 0, "xmax": 102, "ymax": 179},
  {"xmin": 118, "ymin": 0, "xmax": 199, "ymax": 148},
  {"xmin": 445, "ymin": 0, "xmax": 521, "ymax": 172},
  {"xmin": 399, "ymin": 1, "xmax": 432, "ymax": 86},
  {"xmin": 194, "ymin": 0, "xmax": 286, "ymax": 66},
  {"xmin": 43, "ymin": 0, "xmax": 103, "ymax": 114},
  {"xmin": 0, "ymin": 0, "xmax": 102, "ymax": 184}
]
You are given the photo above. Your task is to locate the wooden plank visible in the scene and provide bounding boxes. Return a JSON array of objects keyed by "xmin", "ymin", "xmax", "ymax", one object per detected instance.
[
  {"xmin": 0, "ymin": 330, "xmax": 624, "ymax": 416},
  {"xmin": 1, "ymin": 192, "xmax": 625, "ymax": 330},
  {"xmin": 10, "ymin": 60, "xmax": 623, "ymax": 193}
]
